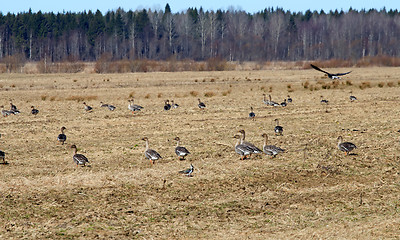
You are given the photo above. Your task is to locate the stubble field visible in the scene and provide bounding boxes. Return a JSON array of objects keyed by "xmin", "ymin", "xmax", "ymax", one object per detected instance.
[{"xmin": 0, "ymin": 66, "xmax": 400, "ymax": 239}]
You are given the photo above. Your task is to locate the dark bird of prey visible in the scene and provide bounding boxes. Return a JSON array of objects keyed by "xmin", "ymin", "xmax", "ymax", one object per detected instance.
[{"xmin": 311, "ymin": 64, "xmax": 352, "ymax": 79}]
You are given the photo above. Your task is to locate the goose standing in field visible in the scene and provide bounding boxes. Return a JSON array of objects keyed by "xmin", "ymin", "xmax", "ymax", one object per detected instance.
[
  {"xmin": 9, "ymin": 101, "xmax": 20, "ymax": 115},
  {"xmin": 174, "ymin": 137, "xmax": 190, "ymax": 160},
  {"xmin": 0, "ymin": 134, "xmax": 5, "ymax": 164},
  {"xmin": 350, "ymin": 95, "xmax": 357, "ymax": 102},
  {"xmin": 70, "ymin": 145, "xmax": 90, "ymax": 167},
  {"xmin": 163, "ymin": 100, "xmax": 171, "ymax": 111},
  {"xmin": 198, "ymin": 99, "xmax": 206, "ymax": 109},
  {"xmin": 57, "ymin": 127, "xmax": 67, "ymax": 145},
  {"xmin": 274, "ymin": 119, "xmax": 284, "ymax": 136},
  {"xmin": 268, "ymin": 95, "xmax": 279, "ymax": 107},
  {"xmin": 287, "ymin": 95, "xmax": 292, "ymax": 103},
  {"xmin": 1, "ymin": 106, "xmax": 11, "ymax": 117},
  {"xmin": 249, "ymin": 107, "xmax": 255, "ymax": 120},
  {"xmin": 128, "ymin": 99, "xmax": 143, "ymax": 114},
  {"xmin": 31, "ymin": 106, "xmax": 39, "ymax": 115},
  {"xmin": 179, "ymin": 163, "xmax": 194, "ymax": 177},
  {"xmin": 261, "ymin": 133, "xmax": 285, "ymax": 158},
  {"xmin": 262, "ymin": 94, "xmax": 270, "ymax": 105},
  {"xmin": 280, "ymin": 99, "xmax": 287, "ymax": 107},
  {"xmin": 320, "ymin": 96, "xmax": 329, "ymax": 104},
  {"xmin": 100, "ymin": 102, "xmax": 108, "ymax": 108},
  {"xmin": 107, "ymin": 104, "xmax": 116, "ymax": 111},
  {"xmin": 337, "ymin": 136, "xmax": 357, "ymax": 155},
  {"xmin": 311, "ymin": 64, "xmax": 352, "ymax": 80},
  {"xmin": 238, "ymin": 130, "xmax": 262, "ymax": 154},
  {"xmin": 233, "ymin": 135, "xmax": 253, "ymax": 160},
  {"xmin": 171, "ymin": 100, "xmax": 179, "ymax": 109},
  {"xmin": 100, "ymin": 102, "xmax": 116, "ymax": 111},
  {"xmin": 83, "ymin": 102, "xmax": 93, "ymax": 112},
  {"xmin": 141, "ymin": 137, "xmax": 162, "ymax": 165}
]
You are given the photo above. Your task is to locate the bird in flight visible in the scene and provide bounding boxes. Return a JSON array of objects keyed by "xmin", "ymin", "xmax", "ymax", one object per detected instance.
[{"xmin": 311, "ymin": 64, "xmax": 352, "ymax": 79}]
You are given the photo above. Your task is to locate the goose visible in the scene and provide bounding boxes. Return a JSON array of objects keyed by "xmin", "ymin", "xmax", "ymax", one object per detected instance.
[
  {"xmin": 171, "ymin": 100, "xmax": 179, "ymax": 109},
  {"xmin": 337, "ymin": 136, "xmax": 357, "ymax": 155},
  {"xmin": 107, "ymin": 104, "xmax": 116, "ymax": 111},
  {"xmin": 262, "ymin": 94, "xmax": 270, "ymax": 105},
  {"xmin": 198, "ymin": 99, "xmax": 206, "ymax": 109},
  {"xmin": 141, "ymin": 137, "xmax": 162, "ymax": 165},
  {"xmin": 31, "ymin": 106, "xmax": 39, "ymax": 115},
  {"xmin": 9, "ymin": 101, "xmax": 20, "ymax": 114},
  {"xmin": 1, "ymin": 106, "xmax": 11, "ymax": 117},
  {"xmin": 274, "ymin": 119, "xmax": 283, "ymax": 136},
  {"xmin": 233, "ymin": 135, "xmax": 253, "ymax": 160},
  {"xmin": 280, "ymin": 99, "xmax": 287, "ymax": 107},
  {"xmin": 163, "ymin": 100, "xmax": 171, "ymax": 111},
  {"xmin": 179, "ymin": 164, "xmax": 194, "ymax": 177},
  {"xmin": 261, "ymin": 133, "xmax": 285, "ymax": 158},
  {"xmin": 57, "ymin": 127, "xmax": 67, "ymax": 145},
  {"xmin": 268, "ymin": 95, "xmax": 279, "ymax": 107},
  {"xmin": 320, "ymin": 96, "xmax": 329, "ymax": 104},
  {"xmin": 70, "ymin": 145, "xmax": 89, "ymax": 166},
  {"xmin": 128, "ymin": 99, "xmax": 143, "ymax": 114},
  {"xmin": 100, "ymin": 102, "xmax": 108, "ymax": 108},
  {"xmin": 174, "ymin": 137, "xmax": 190, "ymax": 160},
  {"xmin": 350, "ymin": 95, "xmax": 357, "ymax": 101},
  {"xmin": 238, "ymin": 130, "xmax": 262, "ymax": 154},
  {"xmin": 311, "ymin": 64, "xmax": 352, "ymax": 79},
  {"xmin": 0, "ymin": 134, "xmax": 5, "ymax": 164},
  {"xmin": 249, "ymin": 107, "xmax": 255, "ymax": 120},
  {"xmin": 100, "ymin": 102, "xmax": 116, "ymax": 111},
  {"xmin": 83, "ymin": 102, "xmax": 93, "ymax": 112},
  {"xmin": 287, "ymin": 95, "xmax": 292, "ymax": 103}
]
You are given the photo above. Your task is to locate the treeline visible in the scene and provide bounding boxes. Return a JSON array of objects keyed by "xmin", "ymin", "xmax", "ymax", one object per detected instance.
[{"xmin": 0, "ymin": 5, "xmax": 400, "ymax": 64}]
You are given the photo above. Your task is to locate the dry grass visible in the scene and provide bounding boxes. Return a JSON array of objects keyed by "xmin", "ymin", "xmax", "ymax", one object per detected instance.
[
  {"xmin": 204, "ymin": 91, "xmax": 216, "ymax": 97},
  {"xmin": 1, "ymin": 67, "xmax": 400, "ymax": 239},
  {"xmin": 65, "ymin": 95, "xmax": 98, "ymax": 102}
]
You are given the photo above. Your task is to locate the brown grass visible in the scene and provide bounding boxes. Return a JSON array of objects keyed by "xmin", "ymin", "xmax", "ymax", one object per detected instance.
[
  {"xmin": 190, "ymin": 91, "xmax": 199, "ymax": 97},
  {"xmin": 204, "ymin": 91, "xmax": 216, "ymax": 97},
  {"xmin": 65, "ymin": 95, "xmax": 98, "ymax": 102},
  {"xmin": 359, "ymin": 81, "xmax": 372, "ymax": 89},
  {"xmin": 1, "ymin": 67, "xmax": 400, "ymax": 239}
]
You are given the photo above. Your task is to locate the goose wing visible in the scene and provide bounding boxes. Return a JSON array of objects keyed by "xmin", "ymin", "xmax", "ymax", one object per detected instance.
[
  {"xmin": 311, "ymin": 64, "xmax": 330, "ymax": 75},
  {"xmin": 333, "ymin": 71, "xmax": 352, "ymax": 76},
  {"xmin": 264, "ymin": 145, "xmax": 285, "ymax": 155},
  {"xmin": 145, "ymin": 149, "xmax": 162, "ymax": 160},
  {"xmin": 243, "ymin": 141, "xmax": 262, "ymax": 153},
  {"xmin": 175, "ymin": 146, "xmax": 190, "ymax": 156},
  {"xmin": 73, "ymin": 153, "xmax": 89, "ymax": 165},
  {"xmin": 311, "ymin": 64, "xmax": 351, "ymax": 77},
  {"xmin": 133, "ymin": 104, "xmax": 143, "ymax": 109},
  {"xmin": 235, "ymin": 144, "xmax": 253, "ymax": 155},
  {"xmin": 339, "ymin": 142, "xmax": 357, "ymax": 152}
]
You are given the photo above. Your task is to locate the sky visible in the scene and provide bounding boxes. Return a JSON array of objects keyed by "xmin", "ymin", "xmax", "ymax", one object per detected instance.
[{"xmin": 1, "ymin": 0, "xmax": 399, "ymax": 14}]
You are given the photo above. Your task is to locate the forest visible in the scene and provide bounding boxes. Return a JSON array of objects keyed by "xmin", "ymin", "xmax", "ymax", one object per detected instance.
[{"xmin": 0, "ymin": 4, "xmax": 399, "ymax": 65}]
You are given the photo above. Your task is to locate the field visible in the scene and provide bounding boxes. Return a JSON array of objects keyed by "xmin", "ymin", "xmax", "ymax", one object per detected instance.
[{"xmin": 0, "ymin": 67, "xmax": 400, "ymax": 239}]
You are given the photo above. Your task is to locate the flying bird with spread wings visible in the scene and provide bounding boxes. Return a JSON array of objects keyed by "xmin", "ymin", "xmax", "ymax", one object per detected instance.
[{"xmin": 311, "ymin": 64, "xmax": 352, "ymax": 79}]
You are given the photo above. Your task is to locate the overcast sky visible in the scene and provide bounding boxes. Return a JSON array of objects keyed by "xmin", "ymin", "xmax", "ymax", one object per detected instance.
[{"xmin": 1, "ymin": 0, "xmax": 398, "ymax": 14}]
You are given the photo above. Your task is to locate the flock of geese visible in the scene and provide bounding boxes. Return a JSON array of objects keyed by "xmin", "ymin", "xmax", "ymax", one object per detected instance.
[
  {"xmin": 0, "ymin": 97, "xmax": 210, "ymax": 175},
  {"xmin": 0, "ymin": 64, "xmax": 361, "ymax": 176}
]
